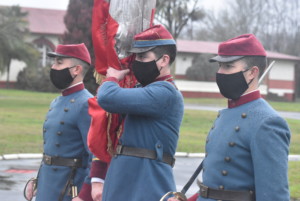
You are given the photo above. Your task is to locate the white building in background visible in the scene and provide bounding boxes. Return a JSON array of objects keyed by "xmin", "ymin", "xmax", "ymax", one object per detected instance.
[
  {"xmin": 1, "ymin": 6, "xmax": 299, "ymax": 101},
  {"xmin": 0, "ymin": 7, "xmax": 66, "ymax": 88}
]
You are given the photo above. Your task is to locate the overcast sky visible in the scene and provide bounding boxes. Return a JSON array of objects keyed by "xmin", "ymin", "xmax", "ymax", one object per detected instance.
[
  {"xmin": 0, "ymin": 0, "xmax": 224, "ymax": 10},
  {"xmin": 0, "ymin": 0, "xmax": 70, "ymax": 10}
]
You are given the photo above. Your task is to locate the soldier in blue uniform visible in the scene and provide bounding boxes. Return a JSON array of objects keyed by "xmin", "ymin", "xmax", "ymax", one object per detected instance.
[
  {"xmin": 169, "ymin": 34, "xmax": 291, "ymax": 201},
  {"xmin": 95, "ymin": 25, "xmax": 184, "ymax": 201},
  {"xmin": 26, "ymin": 43, "xmax": 94, "ymax": 201}
]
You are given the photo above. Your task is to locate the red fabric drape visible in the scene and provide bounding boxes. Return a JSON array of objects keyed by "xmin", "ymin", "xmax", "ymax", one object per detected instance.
[{"xmin": 88, "ymin": 0, "xmax": 136, "ymax": 162}]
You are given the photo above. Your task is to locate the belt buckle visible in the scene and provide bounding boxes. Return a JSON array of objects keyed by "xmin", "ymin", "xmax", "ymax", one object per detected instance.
[
  {"xmin": 116, "ymin": 145, "xmax": 123, "ymax": 155},
  {"xmin": 44, "ymin": 155, "xmax": 52, "ymax": 165},
  {"xmin": 199, "ymin": 184, "xmax": 209, "ymax": 198}
]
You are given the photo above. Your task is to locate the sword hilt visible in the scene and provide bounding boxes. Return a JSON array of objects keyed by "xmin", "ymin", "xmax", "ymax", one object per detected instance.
[{"xmin": 160, "ymin": 191, "xmax": 187, "ymax": 201}]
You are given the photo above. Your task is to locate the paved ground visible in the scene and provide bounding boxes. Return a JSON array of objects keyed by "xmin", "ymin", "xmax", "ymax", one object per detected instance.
[
  {"xmin": 0, "ymin": 156, "xmax": 203, "ymax": 201},
  {"xmin": 1, "ymin": 154, "xmax": 300, "ymax": 201}
]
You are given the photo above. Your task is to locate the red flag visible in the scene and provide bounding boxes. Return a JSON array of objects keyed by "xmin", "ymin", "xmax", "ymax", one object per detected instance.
[
  {"xmin": 92, "ymin": 0, "xmax": 120, "ymax": 74},
  {"xmin": 87, "ymin": 97, "xmax": 122, "ymax": 162},
  {"xmin": 88, "ymin": 0, "xmax": 135, "ymax": 162},
  {"xmin": 88, "ymin": 0, "xmax": 155, "ymax": 162}
]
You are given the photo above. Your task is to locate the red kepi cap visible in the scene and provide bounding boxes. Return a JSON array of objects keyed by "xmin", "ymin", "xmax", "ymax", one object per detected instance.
[
  {"xmin": 210, "ymin": 34, "xmax": 266, "ymax": 63},
  {"xmin": 47, "ymin": 43, "xmax": 91, "ymax": 65},
  {"xmin": 128, "ymin": 25, "xmax": 176, "ymax": 54}
]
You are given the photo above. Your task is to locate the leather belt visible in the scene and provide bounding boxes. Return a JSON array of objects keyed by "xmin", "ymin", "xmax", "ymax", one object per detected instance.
[
  {"xmin": 115, "ymin": 145, "xmax": 175, "ymax": 167},
  {"xmin": 198, "ymin": 182, "xmax": 255, "ymax": 201},
  {"xmin": 43, "ymin": 154, "xmax": 82, "ymax": 168}
]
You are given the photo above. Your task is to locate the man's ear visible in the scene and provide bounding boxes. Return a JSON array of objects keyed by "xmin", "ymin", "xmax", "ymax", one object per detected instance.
[
  {"xmin": 251, "ymin": 66, "xmax": 260, "ymax": 79},
  {"xmin": 73, "ymin": 65, "xmax": 82, "ymax": 76},
  {"xmin": 160, "ymin": 54, "xmax": 170, "ymax": 67},
  {"xmin": 246, "ymin": 66, "xmax": 260, "ymax": 83}
]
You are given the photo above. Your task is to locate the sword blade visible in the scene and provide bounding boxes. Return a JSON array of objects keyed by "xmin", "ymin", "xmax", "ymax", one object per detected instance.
[
  {"xmin": 180, "ymin": 160, "xmax": 204, "ymax": 195},
  {"xmin": 258, "ymin": 60, "xmax": 276, "ymax": 85}
]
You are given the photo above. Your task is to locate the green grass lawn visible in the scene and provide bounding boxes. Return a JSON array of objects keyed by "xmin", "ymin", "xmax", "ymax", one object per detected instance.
[
  {"xmin": 0, "ymin": 89, "xmax": 58, "ymax": 154},
  {"xmin": 0, "ymin": 89, "xmax": 299, "ymax": 198}
]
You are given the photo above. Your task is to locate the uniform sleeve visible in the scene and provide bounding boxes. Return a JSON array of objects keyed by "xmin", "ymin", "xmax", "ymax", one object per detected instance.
[
  {"xmin": 97, "ymin": 80, "xmax": 174, "ymax": 117},
  {"xmin": 251, "ymin": 115, "xmax": 290, "ymax": 201},
  {"xmin": 77, "ymin": 100, "xmax": 93, "ymax": 201},
  {"xmin": 90, "ymin": 156, "xmax": 108, "ymax": 180}
]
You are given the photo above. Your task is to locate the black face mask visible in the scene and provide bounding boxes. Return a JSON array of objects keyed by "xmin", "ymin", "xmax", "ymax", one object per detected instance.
[
  {"xmin": 216, "ymin": 69, "xmax": 253, "ymax": 100},
  {"xmin": 50, "ymin": 66, "xmax": 76, "ymax": 90},
  {"xmin": 132, "ymin": 58, "xmax": 161, "ymax": 86}
]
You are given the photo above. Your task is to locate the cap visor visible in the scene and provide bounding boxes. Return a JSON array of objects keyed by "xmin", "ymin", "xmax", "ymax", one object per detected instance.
[
  {"xmin": 128, "ymin": 46, "xmax": 156, "ymax": 54},
  {"xmin": 47, "ymin": 52, "xmax": 71, "ymax": 58},
  {"xmin": 209, "ymin": 55, "xmax": 244, "ymax": 63}
]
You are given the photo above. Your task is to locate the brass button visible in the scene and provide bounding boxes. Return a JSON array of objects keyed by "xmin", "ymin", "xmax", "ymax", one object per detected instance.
[
  {"xmin": 229, "ymin": 142, "xmax": 236, "ymax": 147},
  {"xmin": 241, "ymin": 113, "xmax": 247, "ymax": 118},
  {"xmin": 64, "ymin": 108, "xmax": 69, "ymax": 112},
  {"xmin": 57, "ymin": 131, "xmax": 62, "ymax": 136},
  {"xmin": 60, "ymin": 121, "xmax": 64, "ymax": 125},
  {"xmin": 219, "ymin": 185, "xmax": 224, "ymax": 190},
  {"xmin": 157, "ymin": 144, "xmax": 161, "ymax": 148},
  {"xmin": 224, "ymin": 157, "xmax": 231, "ymax": 162},
  {"xmin": 222, "ymin": 170, "xmax": 228, "ymax": 176},
  {"xmin": 235, "ymin": 126, "xmax": 240, "ymax": 132}
]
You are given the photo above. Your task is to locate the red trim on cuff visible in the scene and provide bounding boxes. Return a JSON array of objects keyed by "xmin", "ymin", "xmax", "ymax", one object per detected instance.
[
  {"xmin": 78, "ymin": 183, "xmax": 93, "ymax": 201},
  {"xmin": 102, "ymin": 77, "xmax": 119, "ymax": 83},
  {"xmin": 90, "ymin": 160, "xmax": 108, "ymax": 179}
]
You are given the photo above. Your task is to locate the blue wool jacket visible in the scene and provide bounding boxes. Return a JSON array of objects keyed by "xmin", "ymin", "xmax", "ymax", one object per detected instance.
[
  {"xmin": 36, "ymin": 87, "xmax": 93, "ymax": 201},
  {"xmin": 97, "ymin": 79, "xmax": 184, "ymax": 201},
  {"xmin": 198, "ymin": 98, "xmax": 290, "ymax": 201}
]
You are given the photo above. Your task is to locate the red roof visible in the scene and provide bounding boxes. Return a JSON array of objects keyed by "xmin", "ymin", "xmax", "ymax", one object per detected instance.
[
  {"xmin": 177, "ymin": 39, "xmax": 300, "ymax": 61},
  {"xmin": 22, "ymin": 7, "xmax": 66, "ymax": 35}
]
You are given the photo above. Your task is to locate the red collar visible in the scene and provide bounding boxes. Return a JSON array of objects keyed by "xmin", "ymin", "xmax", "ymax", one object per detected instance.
[
  {"xmin": 228, "ymin": 90, "xmax": 261, "ymax": 108},
  {"xmin": 62, "ymin": 83, "xmax": 84, "ymax": 96},
  {"xmin": 155, "ymin": 75, "xmax": 174, "ymax": 83},
  {"xmin": 155, "ymin": 75, "xmax": 177, "ymax": 89}
]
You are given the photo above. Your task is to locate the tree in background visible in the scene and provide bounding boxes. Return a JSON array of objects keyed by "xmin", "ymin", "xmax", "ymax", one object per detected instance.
[
  {"xmin": 194, "ymin": 0, "xmax": 300, "ymax": 57},
  {"xmin": 0, "ymin": 6, "xmax": 39, "ymax": 88},
  {"xmin": 195, "ymin": 0, "xmax": 269, "ymax": 42},
  {"xmin": 187, "ymin": 0, "xmax": 300, "ymax": 96},
  {"xmin": 62, "ymin": 0, "xmax": 98, "ymax": 94},
  {"xmin": 185, "ymin": 54, "xmax": 218, "ymax": 81},
  {"xmin": 155, "ymin": 0, "xmax": 205, "ymax": 39}
]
